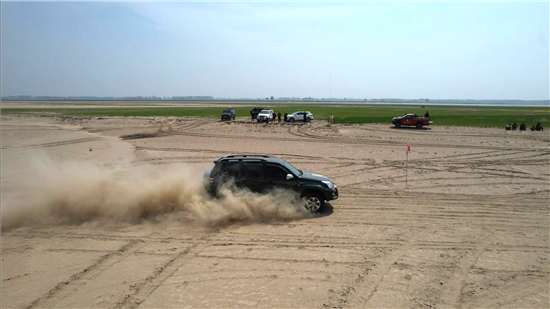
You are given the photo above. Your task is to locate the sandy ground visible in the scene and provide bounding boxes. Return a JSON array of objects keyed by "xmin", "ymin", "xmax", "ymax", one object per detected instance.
[{"xmin": 1, "ymin": 115, "xmax": 549, "ymax": 309}]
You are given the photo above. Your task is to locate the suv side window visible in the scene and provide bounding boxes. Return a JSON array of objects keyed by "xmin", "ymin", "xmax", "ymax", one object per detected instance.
[
  {"xmin": 219, "ymin": 161, "xmax": 241, "ymax": 179},
  {"xmin": 265, "ymin": 165, "xmax": 288, "ymax": 180},
  {"xmin": 243, "ymin": 162, "xmax": 264, "ymax": 179}
]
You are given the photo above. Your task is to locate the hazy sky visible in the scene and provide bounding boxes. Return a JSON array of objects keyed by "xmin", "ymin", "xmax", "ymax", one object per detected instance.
[{"xmin": 2, "ymin": 2, "xmax": 549, "ymax": 99}]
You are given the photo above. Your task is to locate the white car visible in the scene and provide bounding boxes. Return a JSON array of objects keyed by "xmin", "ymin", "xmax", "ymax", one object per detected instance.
[
  {"xmin": 256, "ymin": 109, "xmax": 275, "ymax": 122},
  {"xmin": 287, "ymin": 111, "xmax": 313, "ymax": 122}
]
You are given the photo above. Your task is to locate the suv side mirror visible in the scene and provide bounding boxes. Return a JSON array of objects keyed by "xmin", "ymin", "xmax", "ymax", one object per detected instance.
[{"xmin": 286, "ymin": 174, "xmax": 294, "ymax": 180}]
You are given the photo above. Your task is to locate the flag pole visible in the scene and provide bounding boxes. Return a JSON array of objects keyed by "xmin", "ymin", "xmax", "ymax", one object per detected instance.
[{"xmin": 406, "ymin": 145, "xmax": 410, "ymax": 189}]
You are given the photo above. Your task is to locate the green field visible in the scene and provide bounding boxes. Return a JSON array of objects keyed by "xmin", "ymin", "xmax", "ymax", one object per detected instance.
[{"xmin": 2, "ymin": 102, "xmax": 549, "ymax": 128}]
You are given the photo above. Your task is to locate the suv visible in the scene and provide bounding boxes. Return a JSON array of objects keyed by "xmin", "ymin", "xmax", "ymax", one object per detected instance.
[
  {"xmin": 256, "ymin": 109, "xmax": 275, "ymax": 122},
  {"xmin": 250, "ymin": 107, "xmax": 265, "ymax": 120},
  {"xmin": 287, "ymin": 111, "xmax": 313, "ymax": 122},
  {"xmin": 391, "ymin": 113, "xmax": 432, "ymax": 128},
  {"xmin": 221, "ymin": 109, "xmax": 236, "ymax": 121},
  {"xmin": 204, "ymin": 155, "xmax": 338, "ymax": 212}
]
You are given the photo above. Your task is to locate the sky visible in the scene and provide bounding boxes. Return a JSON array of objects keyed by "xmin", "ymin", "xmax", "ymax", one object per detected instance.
[{"xmin": 1, "ymin": 1, "xmax": 549, "ymax": 100}]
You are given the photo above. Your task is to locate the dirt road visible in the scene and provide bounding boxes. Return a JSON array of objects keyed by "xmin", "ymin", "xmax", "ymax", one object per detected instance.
[{"xmin": 2, "ymin": 115, "xmax": 549, "ymax": 308}]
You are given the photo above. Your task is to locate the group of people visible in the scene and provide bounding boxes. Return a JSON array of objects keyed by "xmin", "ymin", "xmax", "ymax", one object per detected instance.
[
  {"xmin": 259, "ymin": 111, "xmax": 288, "ymax": 124},
  {"xmin": 272, "ymin": 111, "xmax": 283, "ymax": 123},
  {"xmin": 505, "ymin": 122, "xmax": 544, "ymax": 131}
]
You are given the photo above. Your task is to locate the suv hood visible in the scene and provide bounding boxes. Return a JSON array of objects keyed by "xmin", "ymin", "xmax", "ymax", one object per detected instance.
[{"xmin": 300, "ymin": 171, "xmax": 331, "ymax": 182}]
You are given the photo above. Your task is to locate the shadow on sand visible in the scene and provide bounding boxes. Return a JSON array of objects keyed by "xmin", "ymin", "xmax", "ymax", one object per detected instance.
[
  {"xmin": 389, "ymin": 126, "xmax": 432, "ymax": 131},
  {"xmin": 316, "ymin": 202, "xmax": 334, "ymax": 218}
]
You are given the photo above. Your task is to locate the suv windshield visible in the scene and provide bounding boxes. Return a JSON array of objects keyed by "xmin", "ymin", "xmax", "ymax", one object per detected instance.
[
  {"xmin": 282, "ymin": 160, "xmax": 302, "ymax": 176},
  {"xmin": 223, "ymin": 109, "xmax": 232, "ymax": 113}
]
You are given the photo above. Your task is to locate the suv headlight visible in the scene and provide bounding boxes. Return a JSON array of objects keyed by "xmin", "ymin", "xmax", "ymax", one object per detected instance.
[{"xmin": 322, "ymin": 180, "xmax": 334, "ymax": 189}]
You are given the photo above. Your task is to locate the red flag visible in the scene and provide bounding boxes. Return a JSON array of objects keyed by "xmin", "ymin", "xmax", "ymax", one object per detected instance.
[{"xmin": 407, "ymin": 145, "xmax": 411, "ymax": 152}]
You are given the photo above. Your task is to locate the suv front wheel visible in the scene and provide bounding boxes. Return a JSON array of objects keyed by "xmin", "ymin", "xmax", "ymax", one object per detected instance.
[{"xmin": 303, "ymin": 192, "xmax": 324, "ymax": 212}]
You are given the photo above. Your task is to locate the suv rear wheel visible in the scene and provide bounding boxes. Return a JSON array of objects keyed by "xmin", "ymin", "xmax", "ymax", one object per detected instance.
[
  {"xmin": 303, "ymin": 192, "xmax": 324, "ymax": 212},
  {"xmin": 416, "ymin": 123, "xmax": 423, "ymax": 129}
]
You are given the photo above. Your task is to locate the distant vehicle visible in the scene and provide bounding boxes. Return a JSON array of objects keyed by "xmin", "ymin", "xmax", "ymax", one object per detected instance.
[
  {"xmin": 287, "ymin": 111, "xmax": 313, "ymax": 122},
  {"xmin": 250, "ymin": 107, "xmax": 265, "ymax": 120},
  {"xmin": 221, "ymin": 109, "xmax": 235, "ymax": 121},
  {"xmin": 391, "ymin": 113, "xmax": 432, "ymax": 129},
  {"xmin": 203, "ymin": 155, "xmax": 338, "ymax": 212},
  {"xmin": 256, "ymin": 109, "xmax": 275, "ymax": 122}
]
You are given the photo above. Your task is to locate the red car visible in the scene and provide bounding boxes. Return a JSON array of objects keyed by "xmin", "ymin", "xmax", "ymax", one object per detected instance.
[{"xmin": 391, "ymin": 113, "xmax": 432, "ymax": 128}]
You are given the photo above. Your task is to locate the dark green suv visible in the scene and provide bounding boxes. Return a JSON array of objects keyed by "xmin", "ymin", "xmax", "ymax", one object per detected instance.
[
  {"xmin": 204, "ymin": 155, "xmax": 338, "ymax": 212},
  {"xmin": 221, "ymin": 109, "xmax": 236, "ymax": 121}
]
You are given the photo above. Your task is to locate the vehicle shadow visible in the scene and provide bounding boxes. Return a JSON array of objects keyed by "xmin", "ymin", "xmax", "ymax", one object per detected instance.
[
  {"xmin": 316, "ymin": 202, "xmax": 334, "ymax": 217},
  {"xmin": 389, "ymin": 126, "xmax": 432, "ymax": 131}
]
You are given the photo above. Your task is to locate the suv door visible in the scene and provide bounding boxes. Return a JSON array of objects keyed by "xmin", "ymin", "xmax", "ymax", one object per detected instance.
[
  {"xmin": 215, "ymin": 161, "xmax": 243, "ymax": 190},
  {"xmin": 264, "ymin": 164, "xmax": 297, "ymax": 192},
  {"xmin": 242, "ymin": 162, "xmax": 266, "ymax": 193}
]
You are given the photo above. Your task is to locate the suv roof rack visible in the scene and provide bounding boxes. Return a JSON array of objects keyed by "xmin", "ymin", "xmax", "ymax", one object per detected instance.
[{"xmin": 225, "ymin": 155, "xmax": 270, "ymax": 158}]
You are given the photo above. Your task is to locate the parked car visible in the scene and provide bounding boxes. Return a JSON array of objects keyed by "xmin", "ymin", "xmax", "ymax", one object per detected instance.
[
  {"xmin": 221, "ymin": 109, "xmax": 235, "ymax": 121},
  {"xmin": 256, "ymin": 109, "xmax": 275, "ymax": 122},
  {"xmin": 391, "ymin": 113, "xmax": 432, "ymax": 128},
  {"xmin": 250, "ymin": 107, "xmax": 265, "ymax": 120},
  {"xmin": 204, "ymin": 155, "xmax": 338, "ymax": 212},
  {"xmin": 287, "ymin": 111, "xmax": 313, "ymax": 122}
]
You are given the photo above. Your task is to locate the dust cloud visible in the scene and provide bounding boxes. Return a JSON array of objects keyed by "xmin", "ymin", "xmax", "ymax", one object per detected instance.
[{"xmin": 1, "ymin": 156, "xmax": 311, "ymax": 229}]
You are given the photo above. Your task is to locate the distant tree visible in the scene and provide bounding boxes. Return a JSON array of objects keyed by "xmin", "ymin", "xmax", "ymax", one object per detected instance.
[{"xmin": 270, "ymin": 96, "xmax": 274, "ymax": 101}]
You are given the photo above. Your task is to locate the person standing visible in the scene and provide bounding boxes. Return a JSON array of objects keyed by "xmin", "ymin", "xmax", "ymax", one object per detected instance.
[
  {"xmin": 303, "ymin": 111, "xmax": 307, "ymax": 123},
  {"xmin": 425, "ymin": 111, "xmax": 430, "ymax": 118},
  {"xmin": 278, "ymin": 112, "xmax": 281, "ymax": 123},
  {"xmin": 284, "ymin": 112, "xmax": 288, "ymax": 123}
]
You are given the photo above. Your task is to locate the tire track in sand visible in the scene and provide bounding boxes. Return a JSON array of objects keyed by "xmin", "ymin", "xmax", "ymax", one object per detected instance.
[
  {"xmin": 26, "ymin": 240, "xmax": 146, "ymax": 309},
  {"xmin": 117, "ymin": 242, "xmax": 211, "ymax": 309}
]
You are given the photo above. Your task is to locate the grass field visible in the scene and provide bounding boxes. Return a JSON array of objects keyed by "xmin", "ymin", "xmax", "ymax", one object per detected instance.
[{"xmin": 2, "ymin": 102, "xmax": 549, "ymax": 128}]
